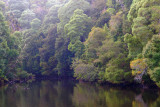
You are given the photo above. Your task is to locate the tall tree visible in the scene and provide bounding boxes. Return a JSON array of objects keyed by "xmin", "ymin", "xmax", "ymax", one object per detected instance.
[
  {"xmin": 65, "ymin": 9, "xmax": 91, "ymax": 58},
  {"xmin": 57, "ymin": 0, "xmax": 90, "ymax": 34}
]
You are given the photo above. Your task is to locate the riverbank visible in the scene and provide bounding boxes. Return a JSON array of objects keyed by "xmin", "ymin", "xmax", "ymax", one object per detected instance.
[{"xmin": 0, "ymin": 75, "xmax": 158, "ymax": 90}]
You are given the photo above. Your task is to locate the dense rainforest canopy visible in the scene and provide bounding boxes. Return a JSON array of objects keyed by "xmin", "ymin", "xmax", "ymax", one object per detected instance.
[{"xmin": 0, "ymin": 0, "xmax": 160, "ymax": 87}]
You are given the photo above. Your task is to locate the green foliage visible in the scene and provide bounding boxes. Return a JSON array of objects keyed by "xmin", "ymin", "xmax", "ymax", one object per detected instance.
[
  {"xmin": 150, "ymin": 67, "xmax": 160, "ymax": 87},
  {"xmin": 95, "ymin": 12, "xmax": 111, "ymax": 27},
  {"xmin": 19, "ymin": 9, "xmax": 36, "ymax": 29},
  {"xmin": 105, "ymin": 66, "xmax": 126, "ymax": 83},
  {"xmin": 143, "ymin": 35, "xmax": 160, "ymax": 86},
  {"xmin": 106, "ymin": 8, "xmax": 116, "ymax": 15},
  {"xmin": 0, "ymin": 1, "xmax": 5, "ymax": 11},
  {"xmin": 7, "ymin": 49, "xmax": 19, "ymax": 59},
  {"xmin": 22, "ymin": 33, "xmax": 42, "ymax": 75},
  {"xmin": 123, "ymin": 0, "xmax": 133, "ymax": 9},
  {"xmin": 39, "ymin": 25, "xmax": 58, "ymax": 76},
  {"xmin": 65, "ymin": 9, "xmax": 91, "ymax": 58},
  {"xmin": 31, "ymin": 18, "xmax": 41, "ymax": 30},
  {"xmin": 89, "ymin": 0, "xmax": 106, "ymax": 20},
  {"xmin": 46, "ymin": 0, "xmax": 63, "ymax": 8},
  {"xmin": 7, "ymin": 0, "xmax": 29, "ymax": 18},
  {"xmin": 54, "ymin": 35, "xmax": 73, "ymax": 76},
  {"xmin": 8, "ymin": 0, "xmax": 29, "ymax": 12},
  {"xmin": 0, "ymin": 11, "xmax": 23, "ymax": 80},
  {"xmin": 130, "ymin": 58, "xmax": 148, "ymax": 82},
  {"xmin": 98, "ymin": 39, "xmax": 131, "ymax": 83},
  {"xmin": 0, "ymin": 12, "xmax": 10, "ymax": 77},
  {"xmin": 84, "ymin": 27, "xmax": 106, "ymax": 60},
  {"xmin": 57, "ymin": 0, "xmax": 90, "ymax": 33},
  {"xmin": 144, "ymin": 35, "xmax": 160, "ymax": 66},
  {"xmin": 72, "ymin": 59, "xmax": 98, "ymax": 81},
  {"xmin": 132, "ymin": 17, "xmax": 153, "ymax": 46},
  {"xmin": 149, "ymin": 6, "xmax": 160, "ymax": 34},
  {"xmin": 106, "ymin": 0, "xmax": 116, "ymax": 8},
  {"xmin": 68, "ymin": 40, "xmax": 85, "ymax": 58},
  {"xmin": 106, "ymin": 0, "xmax": 132, "ymax": 11},
  {"xmin": 109, "ymin": 11, "xmax": 123, "ymax": 39},
  {"xmin": 127, "ymin": 0, "xmax": 159, "ymax": 48},
  {"xmin": 1, "ymin": 0, "xmax": 160, "ymax": 87},
  {"xmin": 124, "ymin": 0, "xmax": 160, "ymax": 76},
  {"xmin": 124, "ymin": 33, "xmax": 143, "ymax": 58},
  {"xmin": 42, "ymin": 6, "xmax": 60, "ymax": 33},
  {"xmin": 16, "ymin": 68, "xmax": 33, "ymax": 80}
]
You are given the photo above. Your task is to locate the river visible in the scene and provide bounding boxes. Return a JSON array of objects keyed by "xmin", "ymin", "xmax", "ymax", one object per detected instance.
[{"xmin": 0, "ymin": 79, "xmax": 159, "ymax": 107}]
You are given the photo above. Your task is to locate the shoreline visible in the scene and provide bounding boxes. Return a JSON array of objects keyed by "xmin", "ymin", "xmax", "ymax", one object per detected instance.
[{"xmin": 0, "ymin": 76, "xmax": 158, "ymax": 89}]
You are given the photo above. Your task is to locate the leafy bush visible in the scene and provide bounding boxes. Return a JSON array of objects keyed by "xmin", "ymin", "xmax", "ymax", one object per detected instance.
[
  {"xmin": 16, "ymin": 68, "xmax": 33, "ymax": 80},
  {"xmin": 73, "ymin": 60, "xmax": 98, "ymax": 81}
]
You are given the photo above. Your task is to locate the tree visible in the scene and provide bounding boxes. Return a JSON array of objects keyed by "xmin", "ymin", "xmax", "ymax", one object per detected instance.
[
  {"xmin": 0, "ymin": 11, "xmax": 25, "ymax": 80},
  {"xmin": 65, "ymin": 9, "xmax": 91, "ymax": 58},
  {"xmin": 57, "ymin": 0, "xmax": 90, "ymax": 33},
  {"xmin": 29, "ymin": 0, "xmax": 48, "ymax": 20},
  {"xmin": 97, "ymin": 35, "xmax": 132, "ymax": 83},
  {"xmin": 124, "ymin": 33, "xmax": 143, "ymax": 58},
  {"xmin": 143, "ymin": 35, "xmax": 160, "ymax": 86},
  {"xmin": 130, "ymin": 58, "xmax": 147, "ymax": 83},
  {"xmin": 39, "ymin": 25, "xmax": 58, "ymax": 76},
  {"xmin": 22, "ymin": 33, "xmax": 42, "ymax": 75},
  {"xmin": 95, "ymin": 11, "xmax": 111, "ymax": 27},
  {"xmin": 45, "ymin": 0, "xmax": 64, "ymax": 8},
  {"xmin": 54, "ymin": 37, "xmax": 73, "ymax": 76},
  {"xmin": 84, "ymin": 27, "xmax": 106, "ymax": 60},
  {"xmin": 42, "ymin": 6, "xmax": 60, "ymax": 33},
  {"xmin": 0, "ymin": 1, "xmax": 5, "ymax": 12},
  {"xmin": 31, "ymin": 18, "xmax": 41, "ymax": 30},
  {"xmin": 19, "ymin": 9, "xmax": 36, "ymax": 29},
  {"xmin": 90, "ymin": 0, "xmax": 106, "ymax": 21},
  {"xmin": 109, "ymin": 11, "xmax": 123, "ymax": 40},
  {"xmin": 106, "ymin": 0, "xmax": 116, "ymax": 8},
  {"xmin": 72, "ymin": 59, "xmax": 98, "ymax": 81},
  {"xmin": 132, "ymin": 17, "xmax": 153, "ymax": 46},
  {"xmin": 7, "ymin": 0, "xmax": 29, "ymax": 18}
]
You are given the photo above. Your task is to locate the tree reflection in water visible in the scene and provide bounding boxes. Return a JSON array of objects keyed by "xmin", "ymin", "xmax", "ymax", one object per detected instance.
[{"xmin": 0, "ymin": 80, "xmax": 159, "ymax": 107}]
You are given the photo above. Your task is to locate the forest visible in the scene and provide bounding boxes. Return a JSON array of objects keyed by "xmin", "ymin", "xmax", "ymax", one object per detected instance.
[{"xmin": 0, "ymin": 0, "xmax": 160, "ymax": 88}]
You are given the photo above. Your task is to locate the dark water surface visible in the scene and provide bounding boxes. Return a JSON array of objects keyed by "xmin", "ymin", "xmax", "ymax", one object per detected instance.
[{"xmin": 0, "ymin": 80, "xmax": 160, "ymax": 107}]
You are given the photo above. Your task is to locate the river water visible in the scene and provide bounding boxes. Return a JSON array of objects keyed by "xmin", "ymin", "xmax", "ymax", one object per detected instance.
[{"xmin": 0, "ymin": 79, "xmax": 159, "ymax": 107}]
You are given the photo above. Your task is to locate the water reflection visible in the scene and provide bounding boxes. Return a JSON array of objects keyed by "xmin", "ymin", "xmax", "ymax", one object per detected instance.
[{"xmin": 0, "ymin": 80, "xmax": 159, "ymax": 107}]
